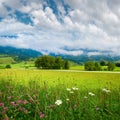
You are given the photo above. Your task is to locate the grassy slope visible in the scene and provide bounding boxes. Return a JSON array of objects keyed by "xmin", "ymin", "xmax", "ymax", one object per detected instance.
[
  {"xmin": 0, "ymin": 69, "xmax": 120, "ymax": 119},
  {"xmin": 0, "ymin": 69, "xmax": 119, "ymax": 89},
  {"xmin": 70, "ymin": 65, "xmax": 120, "ymax": 71},
  {"xmin": 0, "ymin": 57, "xmax": 15, "ymax": 64}
]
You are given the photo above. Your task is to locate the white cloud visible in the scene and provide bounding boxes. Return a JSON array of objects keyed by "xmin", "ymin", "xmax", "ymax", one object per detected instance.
[
  {"xmin": 87, "ymin": 52, "xmax": 101, "ymax": 56},
  {"xmin": 0, "ymin": 3, "xmax": 7, "ymax": 17},
  {"xmin": 0, "ymin": 0, "xmax": 120, "ymax": 56},
  {"xmin": 0, "ymin": 19, "xmax": 33, "ymax": 34},
  {"xmin": 31, "ymin": 7, "xmax": 62, "ymax": 31}
]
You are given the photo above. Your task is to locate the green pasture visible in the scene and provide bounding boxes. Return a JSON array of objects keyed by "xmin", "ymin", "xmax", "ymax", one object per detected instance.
[
  {"xmin": 0, "ymin": 69, "xmax": 120, "ymax": 119},
  {"xmin": 70, "ymin": 65, "xmax": 120, "ymax": 71},
  {"xmin": 114, "ymin": 67, "xmax": 120, "ymax": 71},
  {"xmin": 0, "ymin": 69, "xmax": 120, "ymax": 89},
  {"xmin": 0, "ymin": 57, "xmax": 15, "ymax": 64},
  {"xmin": 70, "ymin": 65, "xmax": 84, "ymax": 70}
]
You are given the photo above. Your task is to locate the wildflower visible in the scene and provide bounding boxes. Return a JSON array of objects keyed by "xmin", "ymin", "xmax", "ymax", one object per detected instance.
[
  {"xmin": 40, "ymin": 112, "xmax": 45, "ymax": 118},
  {"xmin": 84, "ymin": 96, "xmax": 88, "ymax": 99},
  {"xmin": 66, "ymin": 98, "xmax": 70, "ymax": 101},
  {"xmin": 10, "ymin": 101, "xmax": 15, "ymax": 106},
  {"xmin": 17, "ymin": 100, "xmax": 22, "ymax": 104},
  {"xmin": 96, "ymin": 107, "xmax": 100, "ymax": 111},
  {"xmin": 70, "ymin": 91, "xmax": 74, "ymax": 94},
  {"xmin": 2, "ymin": 107, "xmax": 8, "ymax": 115},
  {"xmin": 22, "ymin": 100, "xmax": 28, "ymax": 105},
  {"xmin": 88, "ymin": 92, "xmax": 95, "ymax": 96},
  {"xmin": 0, "ymin": 102, "xmax": 4, "ymax": 107},
  {"xmin": 55, "ymin": 100, "xmax": 62, "ymax": 106},
  {"xmin": 72, "ymin": 87, "xmax": 79, "ymax": 91},
  {"xmin": 18, "ymin": 107, "xmax": 28, "ymax": 114},
  {"xmin": 66, "ymin": 88, "xmax": 71, "ymax": 91},
  {"xmin": 4, "ymin": 107, "xmax": 8, "ymax": 111},
  {"xmin": 102, "ymin": 88, "xmax": 111, "ymax": 93}
]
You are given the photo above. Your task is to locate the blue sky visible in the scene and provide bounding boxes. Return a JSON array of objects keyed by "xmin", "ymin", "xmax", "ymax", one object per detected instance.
[{"xmin": 0, "ymin": 0, "xmax": 120, "ymax": 56}]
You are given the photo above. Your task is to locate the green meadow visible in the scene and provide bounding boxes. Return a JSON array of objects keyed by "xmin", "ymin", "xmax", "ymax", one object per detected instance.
[
  {"xmin": 0, "ymin": 69, "xmax": 120, "ymax": 120},
  {"xmin": 70, "ymin": 65, "xmax": 120, "ymax": 71}
]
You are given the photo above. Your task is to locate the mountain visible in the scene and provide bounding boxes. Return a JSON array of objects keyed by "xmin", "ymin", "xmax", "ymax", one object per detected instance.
[
  {"xmin": 0, "ymin": 46, "xmax": 120, "ymax": 63},
  {"xmin": 49, "ymin": 50, "xmax": 120, "ymax": 63},
  {"xmin": 0, "ymin": 46, "xmax": 42, "ymax": 61}
]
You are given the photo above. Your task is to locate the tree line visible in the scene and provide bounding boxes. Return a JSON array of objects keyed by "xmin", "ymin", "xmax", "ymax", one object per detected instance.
[
  {"xmin": 35, "ymin": 55, "xmax": 69, "ymax": 69},
  {"xmin": 84, "ymin": 61, "xmax": 116, "ymax": 71}
]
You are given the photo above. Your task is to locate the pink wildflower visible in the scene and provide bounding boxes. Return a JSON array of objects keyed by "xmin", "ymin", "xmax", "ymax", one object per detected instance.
[
  {"xmin": 17, "ymin": 100, "xmax": 23, "ymax": 104},
  {"xmin": 0, "ymin": 102, "xmax": 4, "ymax": 107},
  {"xmin": 10, "ymin": 101, "xmax": 15, "ymax": 106},
  {"xmin": 40, "ymin": 112, "xmax": 45, "ymax": 118},
  {"xmin": 4, "ymin": 107, "xmax": 8, "ymax": 111},
  {"xmin": 22, "ymin": 100, "xmax": 28, "ymax": 105},
  {"xmin": 2, "ymin": 107, "xmax": 8, "ymax": 115}
]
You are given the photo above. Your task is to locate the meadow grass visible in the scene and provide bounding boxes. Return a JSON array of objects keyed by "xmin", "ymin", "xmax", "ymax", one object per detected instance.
[
  {"xmin": 0, "ymin": 69, "xmax": 120, "ymax": 120},
  {"xmin": 70, "ymin": 65, "xmax": 84, "ymax": 70},
  {"xmin": 70, "ymin": 65, "xmax": 120, "ymax": 72},
  {"xmin": 0, "ymin": 57, "xmax": 15, "ymax": 64}
]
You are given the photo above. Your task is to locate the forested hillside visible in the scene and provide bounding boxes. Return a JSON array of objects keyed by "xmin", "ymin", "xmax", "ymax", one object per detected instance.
[{"xmin": 0, "ymin": 46, "xmax": 42, "ymax": 61}]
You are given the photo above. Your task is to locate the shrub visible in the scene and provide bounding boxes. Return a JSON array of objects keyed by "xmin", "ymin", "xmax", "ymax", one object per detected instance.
[
  {"xmin": 84, "ymin": 61, "xmax": 101, "ymax": 71},
  {"xmin": 107, "ymin": 61, "xmax": 115, "ymax": 71},
  {"xmin": 5, "ymin": 64, "xmax": 11, "ymax": 69},
  {"xmin": 115, "ymin": 62, "xmax": 120, "ymax": 67}
]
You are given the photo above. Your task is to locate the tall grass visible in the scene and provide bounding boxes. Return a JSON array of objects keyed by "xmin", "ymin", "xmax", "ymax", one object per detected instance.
[{"xmin": 0, "ymin": 69, "xmax": 120, "ymax": 120}]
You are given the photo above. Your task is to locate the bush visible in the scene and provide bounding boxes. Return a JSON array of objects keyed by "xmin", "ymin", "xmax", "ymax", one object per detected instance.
[
  {"xmin": 64, "ymin": 60, "xmax": 70, "ymax": 69},
  {"xmin": 84, "ymin": 61, "xmax": 101, "ymax": 71},
  {"xmin": 115, "ymin": 62, "xmax": 120, "ymax": 67},
  {"xmin": 5, "ymin": 64, "xmax": 11, "ymax": 69},
  {"xmin": 35, "ymin": 55, "xmax": 69, "ymax": 69},
  {"xmin": 100, "ymin": 60, "xmax": 106, "ymax": 66},
  {"xmin": 107, "ymin": 61, "xmax": 115, "ymax": 71}
]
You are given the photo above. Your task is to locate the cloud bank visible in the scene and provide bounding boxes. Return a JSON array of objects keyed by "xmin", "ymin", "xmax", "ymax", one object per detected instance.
[{"xmin": 0, "ymin": 0, "xmax": 120, "ymax": 56}]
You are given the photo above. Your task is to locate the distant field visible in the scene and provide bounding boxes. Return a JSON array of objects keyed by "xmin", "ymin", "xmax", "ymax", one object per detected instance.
[
  {"xmin": 0, "ymin": 69, "xmax": 120, "ymax": 119},
  {"xmin": 70, "ymin": 65, "xmax": 120, "ymax": 71},
  {"xmin": 0, "ymin": 57, "xmax": 15, "ymax": 64},
  {"xmin": 70, "ymin": 65, "xmax": 84, "ymax": 70},
  {"xmin": 114, "ymin": 67, "xmax": 120, "ymax": 71},
  {"xmin": 0, "ymin": 61, "xmax": 35, "ymax": 69}
]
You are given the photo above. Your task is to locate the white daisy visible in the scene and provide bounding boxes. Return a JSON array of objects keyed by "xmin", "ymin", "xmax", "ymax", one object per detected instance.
[
  {"xmin": 88, "ymin": 92, "xmax": 95, "ymax": 96},
  {"xmin": 55, "ymin": 100, "xmax": 62, "ymax": 106}
]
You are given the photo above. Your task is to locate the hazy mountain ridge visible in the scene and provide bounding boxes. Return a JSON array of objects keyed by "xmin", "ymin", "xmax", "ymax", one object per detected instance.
[
  {"xmin": 0, "ymin": 46, "xmax": 120, "ymax": 63},
  {"xmin": 0, "ymin": 46, "xmax": 42, "ymax": 61},
  {"xmin": 49, "ymin": 53, "xmax": 120, "ymax": 63}
]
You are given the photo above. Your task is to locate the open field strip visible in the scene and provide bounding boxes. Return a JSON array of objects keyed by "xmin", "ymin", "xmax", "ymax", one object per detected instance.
[
  {"xmin": 48, "ymin": 69, "xmax": 120, "ymax": 74},
  {"xmin": 0, "ymin": 69, "xmax": 120, "ymax": 120}
]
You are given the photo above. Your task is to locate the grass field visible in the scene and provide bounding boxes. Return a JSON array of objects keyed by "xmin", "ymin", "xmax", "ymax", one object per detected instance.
[
  {"xmin": 0, "ymin": 57, "xmax": 15, "ymax": 64},
  {"xmin": 70, "ymin": 65, "xmax": 120, "ymax": 71},
  {"xmin": 70, "ymin": 65, "xmax": 84, "ymax": 70},
  {"xmin": 0, "ymin": 69, "xmax": 120, "ymax": 120}
]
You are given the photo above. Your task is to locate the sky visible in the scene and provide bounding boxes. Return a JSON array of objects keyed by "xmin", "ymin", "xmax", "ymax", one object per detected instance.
[{"xmin": 0, "ymin": 0, "xmax": 120, "ymax": 56}]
